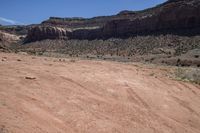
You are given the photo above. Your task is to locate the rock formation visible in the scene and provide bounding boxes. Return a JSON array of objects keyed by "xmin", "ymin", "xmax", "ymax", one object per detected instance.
[
  {"xmin": 25, "ymin": 0, "xmax": 200, "ymax": 42},
  {"xmin": 25, "ymin": 26, "xmax": 70, "ymax": 42},
  {"xmin": 0, "ymin": 30, "xmax": 20, "ymax": 52},
  {"xmin": 0, "ymin": 30, "xmax": 20, "ymax": 43}
]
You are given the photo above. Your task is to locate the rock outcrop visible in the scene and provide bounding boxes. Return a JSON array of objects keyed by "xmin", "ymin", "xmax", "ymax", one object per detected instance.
[
  {"xmin": 0, "ymin": 31, "xmax": 20, "ymax": 43},
  {"xmin": 25, "ymin": 26, "xmax": 70, "ymax": 42},
  {"xmin": 102, "ymin": 0, "xmax": 200, "ymax": 38},
  {"xmin": 25, "ymin": 0, "xmax": 200, "ymax": 42},
  {"xmin": 0, "ymin": 30, "xmax": 20, "ymax": 52}
]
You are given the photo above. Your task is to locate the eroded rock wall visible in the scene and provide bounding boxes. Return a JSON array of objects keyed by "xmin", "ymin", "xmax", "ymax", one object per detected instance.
[{"xmin": 25, "ymin": 0, "xmax": 200, "ymax": 42}]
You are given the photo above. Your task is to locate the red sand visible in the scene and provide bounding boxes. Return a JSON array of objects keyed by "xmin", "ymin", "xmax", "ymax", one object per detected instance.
[{"xmin": 0, "ymin": 52, "xmax": 200, "ymax": 133}]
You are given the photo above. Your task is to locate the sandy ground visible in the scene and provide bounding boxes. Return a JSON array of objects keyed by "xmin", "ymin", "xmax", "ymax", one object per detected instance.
[{"xmin": 0, "ymin": 52, "xmax": 200, "ymax": 133}]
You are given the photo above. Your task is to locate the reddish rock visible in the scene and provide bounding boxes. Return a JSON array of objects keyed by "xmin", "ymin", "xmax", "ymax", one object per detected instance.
[
  {"xmin": 25, "ymin": 26, "xmax": 70, "ymax": 42},
  {"xmin": 25, "ymin": 0, "xmax": 200, "ymax": 42}
]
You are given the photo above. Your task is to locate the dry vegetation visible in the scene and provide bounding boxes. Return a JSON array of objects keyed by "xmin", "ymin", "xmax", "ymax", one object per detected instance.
[
  {"xmin": 18, "ymin": 35, "xmax": 200, "ymax": 55},
  {"xmin": 175, "ymin": 67, "xmax": 200, "ymax": 85},
  {"xmin": 12, "ymin": 34, "xmax": 200, "ymax": 66}
]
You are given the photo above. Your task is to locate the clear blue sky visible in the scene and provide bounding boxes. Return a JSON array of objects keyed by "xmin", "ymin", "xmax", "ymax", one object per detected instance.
[{"xmin": 0, "ymin": 0, "xmax": 167, "ymax": 25}]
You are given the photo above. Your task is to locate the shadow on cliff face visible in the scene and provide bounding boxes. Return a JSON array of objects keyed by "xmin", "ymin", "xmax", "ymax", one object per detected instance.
[
  {"xmin": 23, "ymin": 0, "xmax": 200, "ymax": 43},
  {"xmin": 23, "ymin": 25, "xmax": 200, "ymax": 44}
]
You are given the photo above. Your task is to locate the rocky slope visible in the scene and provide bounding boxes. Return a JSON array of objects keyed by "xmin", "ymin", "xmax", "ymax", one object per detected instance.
[
  {"xmin": 16, "ymin": 35, "xmax": 200, "ymax": 67},
  {"xmin": 0, "ymin": 30, "xmax": 21, "ymax": 51},
  {"xmin": 25, "ymin": 0, "xmax": 200, "ymax": 42},
  {"xmin": 0, "ymin": 31, "xmax": 20, "ymax": 42}
]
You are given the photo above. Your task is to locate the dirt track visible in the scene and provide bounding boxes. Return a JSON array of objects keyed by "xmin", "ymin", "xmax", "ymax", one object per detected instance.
[{"xmin": 0, "ymin": 52, "xmax": 200, "ymax": 133}]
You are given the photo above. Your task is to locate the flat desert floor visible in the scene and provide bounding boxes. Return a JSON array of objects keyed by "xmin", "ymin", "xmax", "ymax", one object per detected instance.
[{"xmin": 0, "ymin": 52, "xmax": 200, "ymax": 133}]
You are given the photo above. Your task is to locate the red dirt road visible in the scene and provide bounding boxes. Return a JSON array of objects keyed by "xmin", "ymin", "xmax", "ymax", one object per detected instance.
[{"xmin": 0, "ymin": 53, "xmax": 200, "ymax": 133}]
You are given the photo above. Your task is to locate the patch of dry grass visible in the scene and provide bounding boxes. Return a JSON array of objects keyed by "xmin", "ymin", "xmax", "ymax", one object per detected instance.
[{"xmin": 175, "ymin": 67, "xmax": 200, "ymax": 85}]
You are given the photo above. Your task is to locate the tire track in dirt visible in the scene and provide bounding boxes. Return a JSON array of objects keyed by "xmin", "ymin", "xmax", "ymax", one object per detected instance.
[
  {"xmin": 123, "ymin": 82, "xmax": 198, "ymax": 133},
  {"xmin": 171, "ymin": 96, "xmax": 200, "ymax": 117},
  {"xmin": 15, "ymin": 92, "xmax": 77, "ymax": 133},
  {"xmin": 179, "ymin": 82, "xmax": 199, "ymax": 96},
  {"xmin": 60, "ymin": 76, "xmax": 112, "ymax": 101},
  {"xmin": 124, "ymin": 83, "xmax": 150, "ymax": 109},
  {"xmin": 1, "ymin": 53, "xmax": 200, "ymax": 133}
]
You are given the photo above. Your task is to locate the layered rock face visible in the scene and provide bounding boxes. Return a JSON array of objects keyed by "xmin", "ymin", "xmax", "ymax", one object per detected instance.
[
  {"xmin": 25, "ymin": 26, "xmax": 70, "ymax": 42},
  {"xmin": 102, "ymin": 0, "xmax": 200, "ymax": 38},
  {"xmin": 0, "ymin": 31, "xmax": 20, "ymax": 43},
  {"xmin": 25, "ymin": 0, "xmax": 200, "ymax": 42},
  {"xmin": 0, "ymin": 30, "xmax": 21, "ymax": 51}
]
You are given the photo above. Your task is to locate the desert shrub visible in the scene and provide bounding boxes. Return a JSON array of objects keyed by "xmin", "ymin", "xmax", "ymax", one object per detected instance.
[
  {"xmin": 70, "ymin": 59, "xmax": 76, "ymax": 63},
  {"xmin": 16, "ymin": 35, "xmax": 200, "ymax": 57},
  {"xmin": 175, "ymin": 67, "xmax": 200, "ymax": 84}
]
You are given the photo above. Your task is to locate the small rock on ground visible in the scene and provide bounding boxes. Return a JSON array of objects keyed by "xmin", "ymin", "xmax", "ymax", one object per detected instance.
[{"xmin": 25, "ymin": 76, "xmax": 36, "ymax": 80}]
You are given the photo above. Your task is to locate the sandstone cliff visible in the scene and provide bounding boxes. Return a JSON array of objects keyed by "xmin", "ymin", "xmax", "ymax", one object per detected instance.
[
  {"xmin": 25, "ymin": 0, "xmax": 200, "ymax": 42},
  {"xmin": 25, "ymin": 26, "xmax": 70, "ymax": 42},
  {"xmin": 0, "ymin": 30, "xmax": 20, "ymax": 43},
  {"xmin": 0, "ymin": 30, "xmax": 21, "ymax": 52},
  {"xmin": 101, "ymin": 0, "xmax": 200, "ymax": 38}
]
